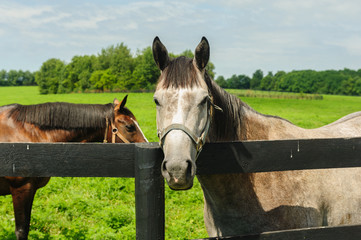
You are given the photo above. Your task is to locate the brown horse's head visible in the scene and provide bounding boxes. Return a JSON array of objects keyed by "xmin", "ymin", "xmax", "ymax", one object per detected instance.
[{"xmin": 109, "ymin": 95, "xmax": 148, "ymax": 143}]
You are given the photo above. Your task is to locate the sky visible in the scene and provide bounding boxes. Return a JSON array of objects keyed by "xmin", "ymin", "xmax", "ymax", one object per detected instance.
[{"xmin": 1, "ymin": 0, "xmax": 361, "ymax": 78}]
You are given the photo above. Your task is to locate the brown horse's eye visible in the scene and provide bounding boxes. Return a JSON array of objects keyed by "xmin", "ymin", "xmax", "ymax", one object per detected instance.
[{"xmin": 126, "ymin": 124, "xmax": 136, "ymax": 132}]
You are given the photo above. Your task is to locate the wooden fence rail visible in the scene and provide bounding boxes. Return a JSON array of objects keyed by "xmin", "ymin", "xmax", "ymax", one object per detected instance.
[{"xmin": 1, "ymin": 137, "xmax": 361, "ymax": 239}]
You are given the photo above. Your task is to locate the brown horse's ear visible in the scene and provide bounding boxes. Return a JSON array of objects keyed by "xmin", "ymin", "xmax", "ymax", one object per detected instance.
[
  {"xmin": 119, "ymin": 95, "xmax": 128, "ymax": 109},
  {"xmin": 113, "ymin": 98, "xmax": 120, "ymax": 105},
  {"xmin": 194, "ymin": 37, "xmax": 210, "ymax": 71},
  {"xmin": 113, "ymin": 96, "xmax": 127, "ymax": 112},
  {"xmin": 153, "ymin": 36, "xmax": 169, "ymax": 71}
]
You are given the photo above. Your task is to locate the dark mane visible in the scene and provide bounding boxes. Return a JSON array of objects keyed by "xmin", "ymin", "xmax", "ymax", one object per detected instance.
[
  {"xmin": 158, "ymin": 56, "xmax": 202, "ymax": 88},
  {"xmin": 204, "ymin": 73, "xmax": 293, "ymax": 141},
  {"xmin": 204, "ymin": 73, "xmax": 247, "ymax": 141},
  {"xmin": 8, "ymin": 102, "xmax": 114, "ymax": 130}
]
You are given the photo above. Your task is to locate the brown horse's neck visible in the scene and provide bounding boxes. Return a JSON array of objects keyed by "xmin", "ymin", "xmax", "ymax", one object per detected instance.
[{"xmin": 29, "ymin": 124, "xmax": 106, "ymax": 143}]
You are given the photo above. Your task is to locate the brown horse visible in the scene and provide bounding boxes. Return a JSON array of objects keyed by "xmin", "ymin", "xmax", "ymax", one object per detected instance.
[
  {"xmin": 0, "ymin": 95, "xmax": 147, "ymax": 240},
  {"xmin": 152, "ymin": 37, "xmax": 361, "ymax": 237}
]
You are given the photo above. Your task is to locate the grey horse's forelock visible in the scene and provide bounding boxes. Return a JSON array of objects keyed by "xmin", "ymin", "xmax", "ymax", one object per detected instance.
[{"xmin": 158, "ymin": 56, "xmax": 202, "ymax": 89}]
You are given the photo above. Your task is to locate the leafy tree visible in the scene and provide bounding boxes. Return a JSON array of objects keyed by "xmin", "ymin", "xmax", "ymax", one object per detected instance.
[
  {"xmin": 226, "ymin": 74, "xmax": 250, "ymax": 89},
  {"xmin": 227, "ymin": 74, "xmax": 242, "ymax": 89},
  {"xmin": 89, "ymin": 70, "xmax": 104, "ymax": 91},
  {"xmin": 250, "ymin": 69, "xmax": 263, "ymax": 89},
  {"xmin": 0, "ymin": 70, "xmax": 9, "ymax": 86},
  {"xmin": 7, "ymin": 70, "xmax": 20, "ymax": 86},
  {"xmin": 35, "ymin": 58, "xmax": 65, "ymax": 94},
  {"xmin": 215, "ymin": 75, "xmax": 227, "ymax": 88},
  {"xmin": 260, "ymin": 72, "xmax": 274, "ymax": 91},
  {"xmin": 354, "ymin": 77, "xmax": 361, "ymax": 95},
  {"xmin": 65, "ymin": 55, "xmax": 97, "ymax": 92},
  {"xmin": 22, "ymin": 71, "xmax": 36, "ymax": 85},
  {"xmin": 89, "ymin": 69, "xmax": 116, "ymax": 92},
  {"xmin": 132, "ymin": 47, "xmax": 160, "ymax": 90},
  {"xmin": 341, "ymin": 77, "xmax": 360, "ymax": 95},
  {"xmin": 239, "ymin": 75, "xmax": 251, "ymax": 89},
  {"xmin": 97, "ymin": 43, "xmax": 134, "ymax": 90},
  {"xmin": 273, "ymin": 71, "xmax": 286, "ymax": 91}
]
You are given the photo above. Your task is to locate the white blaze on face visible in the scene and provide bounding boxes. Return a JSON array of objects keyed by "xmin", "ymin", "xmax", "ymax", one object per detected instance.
[
  {"xmin": 154, "ymin": 86, "xmax": 209, "ymax": 160},
  {"xmin": 131, "ymin": 118, "xmax": 148, "ymax": 142},
  {"xmin": 172, "ymin": 89, "xmax": 191, "ymax": 125}
]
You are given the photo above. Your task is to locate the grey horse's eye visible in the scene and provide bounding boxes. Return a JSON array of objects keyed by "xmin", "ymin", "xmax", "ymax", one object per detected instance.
[
  {"xmin": 154, "ymin": 98, "xmax": 160, "ymax": 106},
  {"xmin": 199, "ymin": 96, "xmax": 208, "ymax": 106}
]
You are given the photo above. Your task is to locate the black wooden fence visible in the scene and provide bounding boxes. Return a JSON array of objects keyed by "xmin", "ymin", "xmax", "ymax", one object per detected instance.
[{"xmin": 1, "ymin": 137, "xmax": 361, "ymax": 239}]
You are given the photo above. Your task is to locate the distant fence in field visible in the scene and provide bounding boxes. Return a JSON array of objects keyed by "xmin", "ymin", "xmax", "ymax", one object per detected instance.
[
  {"xmin": 234, "ymin": 90, "xmax": 323, "ymax": 100},
  {"xmin": 1, "ymin": 137, "xmax": 361, "ymax": 239}
]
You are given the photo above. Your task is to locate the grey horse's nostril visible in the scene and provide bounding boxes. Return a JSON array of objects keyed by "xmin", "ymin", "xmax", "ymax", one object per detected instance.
[
  {"xmin": 161, "ymin": 160, "xmax": 170, "ymax": 179},
  {"xmin": 186, "ymin": 160, "xmax": 195, "ymax": 179}
]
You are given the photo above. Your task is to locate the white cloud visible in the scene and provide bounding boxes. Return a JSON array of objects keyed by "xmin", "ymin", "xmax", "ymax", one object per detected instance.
[
  {"xmin": 0, "ymin": 3, "xmax": 52, "ymax": 21},
  {"xmin": 327, "ymin": 36, "xmax": 361, "ymax": 56}
]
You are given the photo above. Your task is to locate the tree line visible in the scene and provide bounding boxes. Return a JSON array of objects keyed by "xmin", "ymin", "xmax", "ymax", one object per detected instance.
[
  {"xmin": 2, "ymin": 41, "xmax": 361, "ymax": 96},
  {"xmin": 35, "ymin": 44, "xmax": 215, "ymax": 94},
  {"xmin": 0, "ymin": 70, "xmax": 36, "ymax": 86},
  {"xmin": 216, "ymin": 68, "xmax": 361, "ymax": 96}
]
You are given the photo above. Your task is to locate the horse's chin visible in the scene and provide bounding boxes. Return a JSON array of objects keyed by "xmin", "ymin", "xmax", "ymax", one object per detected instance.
[
  {"xmin": 161, "ymin": 155, "xmax": 197, "ymax": 191},
  {"xmin": 167, "ymin": 181, "xmax": 194, "ymax": 191},
  {"xmin": 164, "ymin": 176, "xmax": 194, "ymax": 190}
]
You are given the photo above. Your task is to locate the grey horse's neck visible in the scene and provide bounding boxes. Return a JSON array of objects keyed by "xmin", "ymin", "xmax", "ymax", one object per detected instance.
[
  {"xmin": 205, "ymin": 77, "xmax": 295, "ymax": 142},
  {"xmin": 205, "ymin": 78, "xmax": 250, "ymax": 142}
]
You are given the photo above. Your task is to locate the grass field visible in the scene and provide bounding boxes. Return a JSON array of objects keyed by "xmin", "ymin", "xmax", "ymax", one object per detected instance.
[{"xmin": 0, "ymin": 86, "xmax": 361, "ymax": 239}]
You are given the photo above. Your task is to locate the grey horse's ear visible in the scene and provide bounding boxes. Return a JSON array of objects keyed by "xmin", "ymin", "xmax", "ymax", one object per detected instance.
[
  {"xmin": 194, "ymin": 37, "xmax": 210, "ymax": 70},
  {"xmin": 153, "ymin": 36, "xmax": 169, "ymax": 71}
]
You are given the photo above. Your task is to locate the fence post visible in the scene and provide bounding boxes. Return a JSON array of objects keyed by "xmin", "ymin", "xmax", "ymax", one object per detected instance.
[{"xmin": 135, "ymin": 142, "xmax": 165, "ymax": 240}]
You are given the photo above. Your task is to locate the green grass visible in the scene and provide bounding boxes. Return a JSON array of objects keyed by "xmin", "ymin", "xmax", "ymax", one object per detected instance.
[{"xmin": 0, "ymin": 86, "xmax": 361, "ymax": 239}]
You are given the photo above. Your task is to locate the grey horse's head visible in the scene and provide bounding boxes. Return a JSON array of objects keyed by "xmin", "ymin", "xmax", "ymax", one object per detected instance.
[{"xmin": 153, "ymin": 36, "xmax": 212, "ymax": 190}]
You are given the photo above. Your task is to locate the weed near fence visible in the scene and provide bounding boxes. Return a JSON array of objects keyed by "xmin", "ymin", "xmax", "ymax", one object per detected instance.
[{"xmin": 228, "ymin": 89, "xmax": 323, "ymax": 100}]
